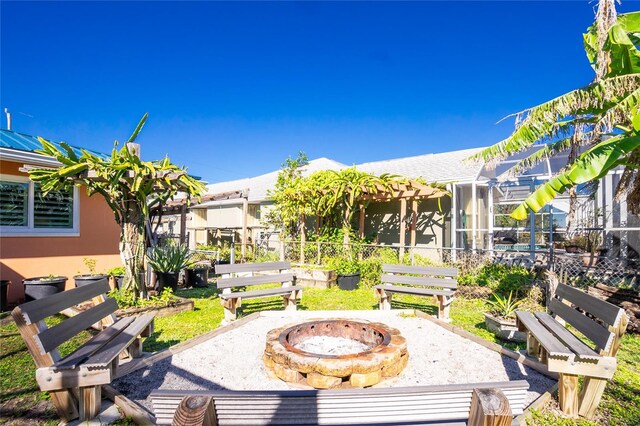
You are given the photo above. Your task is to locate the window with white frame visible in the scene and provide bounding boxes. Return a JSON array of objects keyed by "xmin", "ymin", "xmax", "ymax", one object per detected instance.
[{"xmin": 0, "ymin": 175, "xmax": 79, "ymax": 235}]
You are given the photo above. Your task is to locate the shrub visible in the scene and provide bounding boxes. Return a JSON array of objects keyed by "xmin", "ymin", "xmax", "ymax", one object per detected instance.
[{"xmin": 458, "ymin": 263, "xmax": 533, "ymax": 295}]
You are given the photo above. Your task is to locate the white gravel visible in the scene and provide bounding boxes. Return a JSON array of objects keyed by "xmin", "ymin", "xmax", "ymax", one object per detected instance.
[{"xmin": 114, "ymin": 310, "xmax": 556, "ymax": 412}]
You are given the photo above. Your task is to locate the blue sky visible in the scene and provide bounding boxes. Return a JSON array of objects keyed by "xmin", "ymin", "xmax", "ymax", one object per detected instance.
[{"xmin": 2, "ymin": 1, "xmax": 638, "ymax": 182}]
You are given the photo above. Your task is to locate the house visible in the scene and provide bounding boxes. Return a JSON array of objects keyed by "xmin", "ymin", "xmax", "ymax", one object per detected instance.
[
  {"xmin": 188, "ymin": 146, "xmax": 638, "ymax": 259},
  {"xmin": 0, "ymin": 129, "xmax": 122, "ymax": 306}
]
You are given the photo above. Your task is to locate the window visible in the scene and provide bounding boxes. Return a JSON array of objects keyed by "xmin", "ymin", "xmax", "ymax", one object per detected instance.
[{"xmin": 0, "ymin": 176, "xmax": 79, "ymax": 236}]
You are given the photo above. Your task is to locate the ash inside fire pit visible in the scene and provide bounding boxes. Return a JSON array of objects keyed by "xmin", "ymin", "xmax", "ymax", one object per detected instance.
[
  {"xmin": 264, "ymin": 319, "xmax": 408, "ymax": 389},
  {"xmin": 294, "ymin": 336, "xmax": 371, "ymax": 355}
]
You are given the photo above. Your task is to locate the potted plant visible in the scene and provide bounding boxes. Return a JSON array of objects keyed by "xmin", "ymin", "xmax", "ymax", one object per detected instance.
[
  {"xmin": 185, "ymin": 261, "xmax": 210, "ymax": 288},
  {"xmin": 74, "ymin": 257, "xmax": 108, "ymax": 287},
  {"xmin": 146, "ymin": 244, "xmax": 192, "ymax": 292},
  {"xmin": 107, "ymin": 266, "xmax": 126, "ymax": 289},
  {"xmin": 22, "ymin": 275, "xmax": 68, "ymax": 301},
  {"xmin": 0, "ymin": 280, "xmax": 9, "ymax": 312},
  {"xmin": 483, "ymin": 291, "xmax": 527, "ymax": 342},
  {"xmin": 327, "ymin": 258, "xmax": 360, "ymax": 290}
]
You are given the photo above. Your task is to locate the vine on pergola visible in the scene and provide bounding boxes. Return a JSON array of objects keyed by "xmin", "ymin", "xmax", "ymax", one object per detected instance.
[
  {"xmin": 267, "ymin": 155, "xmax": 424, "ymax": 247},
  {"xmin": 28, "ymin": 114, "xmax": 206, "ymax": 297}
]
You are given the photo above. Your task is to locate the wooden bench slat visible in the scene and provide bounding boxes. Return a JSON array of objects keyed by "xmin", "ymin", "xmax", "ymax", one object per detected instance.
[
  {"xmin": 18, "ymin": 279, "xmax": 110, "ymax": 324},
  {"xmin": 83, "ymin": 313, "xmax": 155, "ymax": 368},
  {"xmin": 38, "ymin": 298, "xmax": 118, "ymax": 354},
  {"xmin": 382, "ymin": 264, "xmax": 458, "ymax": 277},
  {"xmin": 55, "ymin": 316, "xmax": 136, "ymax": 370},
  {"xmin": 217, "ymin": 273, "xmax": 294, "ymax": 290},
  {"xmin": 534, "ymin": 312, "xmax": 600, "ymax": 360},
  {"xmin": 220, "ymin": 286, "xmax": 303, "ymax": 301},
  {"xmin": 515, "ymin": 311, "xmax": 572, "ymax": 358},
  {"xmin": 375, "ymin": 284, "xmax": 455, "ymax": 297},
  {"xmin": 548, "ymin": 298, "xmax": 613, "ymax": 352},
  {"xmin": 215, "ymin": 261, "xmax": 290, "ymax": 275},
  {"xmin": 151, "ymin": 381, "xmax": 528, "ymax": 425},
  {"xmin": 555, "ymin": 284, "xmax": 623, "ymax": 328},
  {"xmin": 382, "ymin": 274, "xmax": 457, "ymax": 289},
  {"xmin": 151, "ymin": 380, "xmax": 527, "ymax": 398}
]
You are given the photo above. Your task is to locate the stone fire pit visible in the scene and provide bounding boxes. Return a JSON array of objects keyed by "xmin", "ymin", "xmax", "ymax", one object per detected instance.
[{"xmin": 263, "ymin": 319, "xmax": 408, "ymax": 389}]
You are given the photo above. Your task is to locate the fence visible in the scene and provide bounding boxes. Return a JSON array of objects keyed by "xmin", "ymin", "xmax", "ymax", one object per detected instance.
[{"xmin": 193, "ymin": 239, "xmax": 639, "ymax": 290}]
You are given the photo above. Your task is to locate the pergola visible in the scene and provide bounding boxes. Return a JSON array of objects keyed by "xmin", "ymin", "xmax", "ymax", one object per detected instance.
[
  {"xmin": 150, "ymin": 189, "xmax": 249, "ymax": 254},
  {"xmin": 357, "ymin": 180, "xmax": 449, "ymax": 257}
]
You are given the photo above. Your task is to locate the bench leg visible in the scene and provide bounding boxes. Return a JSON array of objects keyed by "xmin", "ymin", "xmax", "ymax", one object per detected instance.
[
  {"xmin": 283, "ymin": 293, "xmax": 297, "ymax": 311},
  {"xmin": 558, "ymin": 373, "xmax": 579, "ymax": 417},
  {"xmin": 127, "ymin": 337, "xmax": 143, "ymax": 358},
  {"xmin": 376, "ymin": 289, "xmax": 391, "ymax": 310},
  {"xmin": 527, "ymin": 333, "xmax": 541, "ymax": 358},
  {"xmin": 79, "ymin": 385, "xmax": 101, "ymax": 421},
  {"xmin": 578, "ymin": 377, "xmax": 608, "ymax": 419},
  {"xmin": 437, "ymin": 296, "xmax": 452, "ymax": 322},
  {"xmin": 50, "ymin": 389, "xmax": 80, "ymax": 422},
  {"xmin": 222, "ymin": 299, "xmax": 238, "ymax": 324}
]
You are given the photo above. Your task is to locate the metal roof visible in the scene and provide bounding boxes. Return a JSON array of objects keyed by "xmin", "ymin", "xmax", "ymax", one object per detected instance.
[{"xmin": 0, "ymin": 129, "xmax": 107, "ymax": 159}]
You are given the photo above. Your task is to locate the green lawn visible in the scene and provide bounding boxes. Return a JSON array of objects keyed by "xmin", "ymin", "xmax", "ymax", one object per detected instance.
[{"xmin": 1, "ymin": 285, "xmax": 638, "ymax": 425}]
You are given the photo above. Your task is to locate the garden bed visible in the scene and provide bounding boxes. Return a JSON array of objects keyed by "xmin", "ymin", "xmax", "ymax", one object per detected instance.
[{"xmin": 63, "ymin": 296, "xmax": 195, "ymax": 322}]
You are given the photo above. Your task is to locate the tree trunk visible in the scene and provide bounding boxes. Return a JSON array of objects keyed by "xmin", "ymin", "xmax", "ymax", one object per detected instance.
[{"xmin": 120, "ymin": 202, "xmax": 146, "ymax": 298}]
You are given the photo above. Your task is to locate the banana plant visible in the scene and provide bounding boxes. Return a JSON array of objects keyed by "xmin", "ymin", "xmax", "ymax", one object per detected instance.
[
  {"xmin": 29, "ymin": 114, "xmax": 206, "ymax": 297},
  {"xmin": 472, "ymin": 4, "xmax": 640, "ymax": 220}
]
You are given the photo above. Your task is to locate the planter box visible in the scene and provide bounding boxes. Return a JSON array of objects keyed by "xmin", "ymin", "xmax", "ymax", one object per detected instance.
[
  {"xmin": 292, "ymin": 266, "xmax": 337, "ymax": 289},
  {"xmin": 64, "ymin": 296, "xmax": 195, "ymax": 325},
  {"xmin": 117, "ymin": 297, "xmax": 194, "ymax": 318},
  {"xmin": 484, "ymin": 313, "xmax": 527, "ymax": 342}
]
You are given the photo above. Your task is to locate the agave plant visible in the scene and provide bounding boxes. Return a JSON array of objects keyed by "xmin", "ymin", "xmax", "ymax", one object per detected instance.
[
  {"xmin": 487, "ymin": 291, "xmax": 523, "ymax": 319},
  {"xmin": 147, "ymin": 244, "xmax": 192, "ymax": 273},
  {"xmin": 473, "ymin": 1, "xmax": 640, "ymax": 221}
]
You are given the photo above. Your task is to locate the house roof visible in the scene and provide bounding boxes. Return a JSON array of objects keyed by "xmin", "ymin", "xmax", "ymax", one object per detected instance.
[
  {"xmin": 200, "ymin": 157, "xmax": 347, "ymax": 205},
  {"xmin": 201, "ymin": 148, "xmax": 487, "ymax": 204},
  {"xmin": 356, "ymin": 147, "xmax": 485, "ymax": 183},
  {"xmin": 0, "ymin": 129, "xmax": 107, "ymax": 165}
]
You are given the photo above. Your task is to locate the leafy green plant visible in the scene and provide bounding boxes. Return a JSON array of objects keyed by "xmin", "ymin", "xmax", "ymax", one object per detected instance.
[
  {"xmin": 108, "ymin": 287, "xmax": 178, "ymax": 309},
  {"xmin": 458, "ymin": 263, "xmax": 532, "ymax": 294},
  {"xmin": 107, "ymin": 266, "xmax": 126, "ymax": 277},
  {"xmin": 486, "ymin": 291, "xmax": 523, "ymax": 319},
  {"xmin": 29, "ymin": 114, "xmax": 205, "ymax": 297},
  {"xmin": 83, "ymin": 257, "xmax": 97, "ymax": 275},
  {"xmin": 325, "ymin": 257, "xmax": 360, "ymax": 275},
  {"xmin": 472, "ymin": 6, "xmax": 640, "ymax": 220},
  {"xmin": 147, "ymin": 244, "xmax": 192, "ymax": 273}
]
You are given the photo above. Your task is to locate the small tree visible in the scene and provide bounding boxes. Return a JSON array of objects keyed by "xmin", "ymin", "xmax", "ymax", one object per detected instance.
[
  {"xmin": 264, "ymin": 152, "xmax": 310, "ymax": 240},
  {"xmin": 29, "ymin": 114, "xmax": 205, "ymax": 297}
]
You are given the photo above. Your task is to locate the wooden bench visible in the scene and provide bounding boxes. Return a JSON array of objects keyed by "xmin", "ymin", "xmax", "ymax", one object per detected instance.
[
  {"xmin": 11, "ymin": 279, "xmax": 154, "ymax": 422},
  {"xmin": 151, "ymin": 380, "xmax": 529, "ymax": 425},
  {"xmin": 374, "ymin": 264, "xmax": 458, "ymax": 321},
  {"xmin": 216, "ymin": 261, "xmax": 302, "ymax": 324},
  {"xmin": 515, "ymin": 282, "xmax": 628, "ymax": 419}
]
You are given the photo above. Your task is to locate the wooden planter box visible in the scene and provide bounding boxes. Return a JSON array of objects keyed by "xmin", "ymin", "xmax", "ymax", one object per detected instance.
[
  {"xmin": 64, "ymin": 296, "xmax": 195, "ymax": 326},
  {"xmin": 292, "ymin": 266, "xmax": 337, "ymax": 289},
  {"xmin": 117, "ymin": 297, "xmax": 194, "ymax": 318},
  {"xmin": 484, "ymin": 313, "xmax": 527, "ymax": 342}
]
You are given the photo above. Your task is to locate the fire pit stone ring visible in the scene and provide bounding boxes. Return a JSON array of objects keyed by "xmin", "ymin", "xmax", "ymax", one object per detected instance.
[{"xmin": 264, "ymin": 319, "xmax": 408, "ymax": 389}]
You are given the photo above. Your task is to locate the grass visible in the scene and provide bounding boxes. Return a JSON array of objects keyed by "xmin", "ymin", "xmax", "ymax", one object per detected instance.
[{"xmin": 1, "ymin": 284, "xmax": 638, "ymax": 425}]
